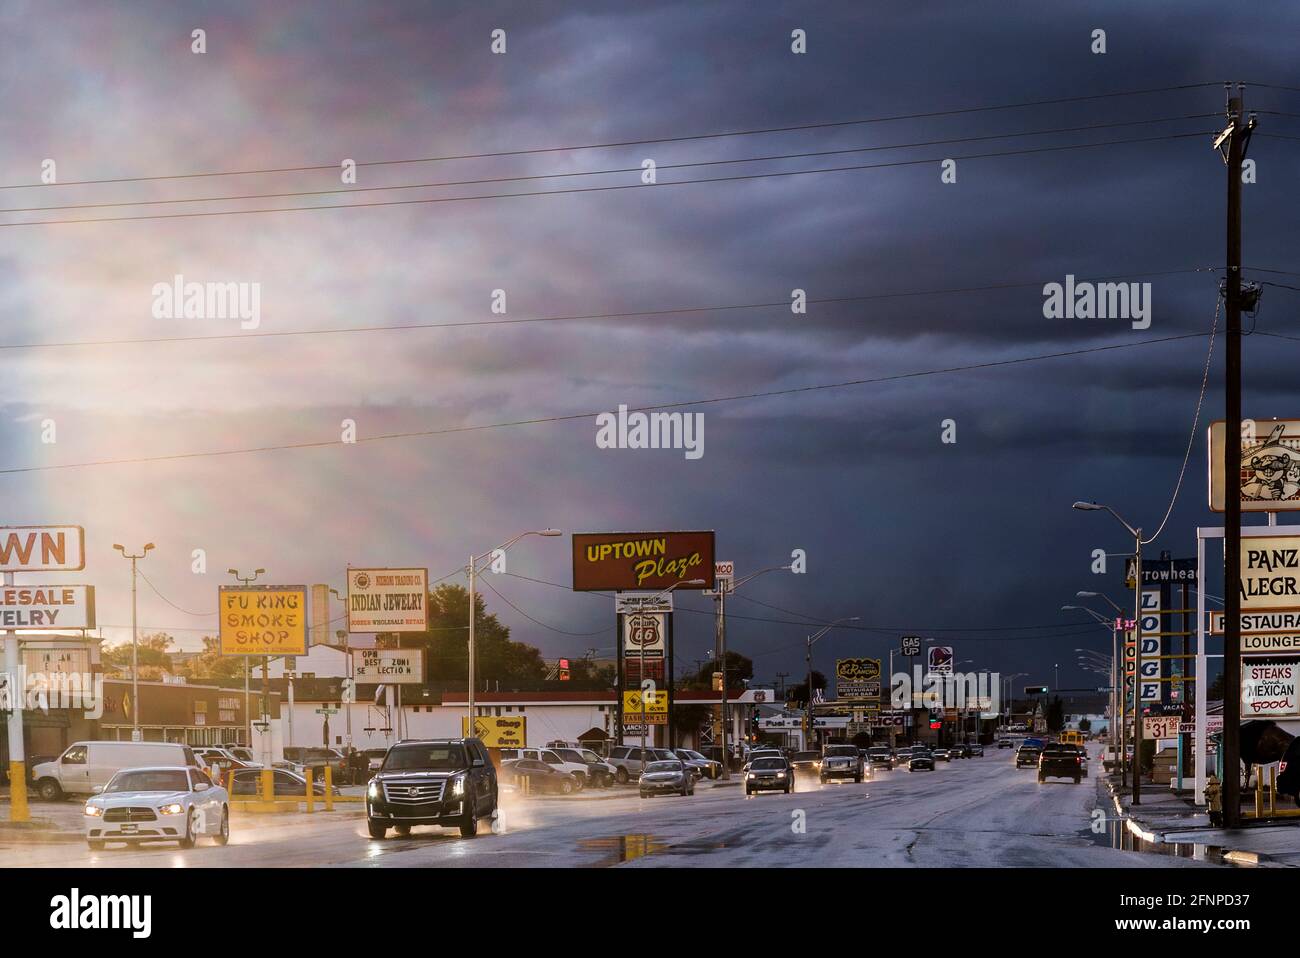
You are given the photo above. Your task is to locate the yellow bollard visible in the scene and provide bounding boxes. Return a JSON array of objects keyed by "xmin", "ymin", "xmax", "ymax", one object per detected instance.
[
  {"xmin": 1270, "ymin": 765, "xmax": 1278, "ymax": 816},
  {"xmin": 324, "ymin": 766, "xmax": 334, "ymax": 811},
  {"xmin": 261, "ymin": 767, "xmax": 274, "ymax": 804},
  {"xmin": 305, "ymin": 767, "xmax": 314, "ymax": 813},
  {"xmin": 8, "ymin": 761, "xmax": 29, "ymax": 823},
  {"xmin": 1254, "ymin": 765, "xmax": 1264, "ymax": 818}
]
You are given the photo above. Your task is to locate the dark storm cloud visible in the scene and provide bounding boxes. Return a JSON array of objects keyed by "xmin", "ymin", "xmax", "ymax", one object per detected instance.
[{"xmin": 3, "ymin": 0, "xmax": 1299, "ymax": 694}]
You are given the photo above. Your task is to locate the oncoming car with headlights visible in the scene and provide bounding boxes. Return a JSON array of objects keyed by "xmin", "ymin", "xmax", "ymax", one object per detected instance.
[
  {"xmin": 84, "ymin": 765, "xmax": 229, "ymax": 850},
  {"xmin": 745, "ymin": 756, "xmax": 792, "ymax": 794},
  {"xmin": 365, "ymin": 738, "xmax": 497, "ymax": 839},
  {"xmin": 639, "ymin": 760, "xmax": 695, "ymax": 798}
]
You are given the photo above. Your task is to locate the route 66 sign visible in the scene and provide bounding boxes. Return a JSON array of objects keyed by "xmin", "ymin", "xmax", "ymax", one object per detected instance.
[{"xmin": 622, "ymin": 612, "xmax": 665, "ymax": 659}]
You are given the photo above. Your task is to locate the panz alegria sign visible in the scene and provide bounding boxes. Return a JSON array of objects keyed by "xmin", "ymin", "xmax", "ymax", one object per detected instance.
[{"xmin": 572, "ymin": 531, "xmax": 715, "ymax": 592}]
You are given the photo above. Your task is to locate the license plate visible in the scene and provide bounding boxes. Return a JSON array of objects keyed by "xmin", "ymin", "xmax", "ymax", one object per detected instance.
[{"xmin": 120, "ymin": 824, "xmax": 138, "ymax": 833}]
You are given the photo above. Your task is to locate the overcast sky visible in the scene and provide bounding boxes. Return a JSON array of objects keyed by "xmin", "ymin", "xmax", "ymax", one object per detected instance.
[{"xmin": 3, "ymin": 0, "xmax": 1299, "ymax": 696}]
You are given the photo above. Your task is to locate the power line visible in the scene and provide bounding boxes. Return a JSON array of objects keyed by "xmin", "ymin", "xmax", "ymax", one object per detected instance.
[
  {"xmin": 476, "ymin": 574, "xmax": 611, "ymax": 637},
  {"xmin": 0, "ymin": 330, "xmax": 1214, "ymax": 476},
  {"xmin": 0, "ymin": 132, "xmax": 1211, "ymax": 228},
  {"xmin": 135, "ymin": 570, "xmax": 216, "ymax": 616},
  {"xmin": 0, "ymin": 114, "xmax": 1218, "ymax": 217},
  {"xmin": 0, "ymin": 267, "xmax": 1215, "ymax": 352},
  {"xmin": 0, "ymin": 82, "xmax": 1222, "ymax": 192}
]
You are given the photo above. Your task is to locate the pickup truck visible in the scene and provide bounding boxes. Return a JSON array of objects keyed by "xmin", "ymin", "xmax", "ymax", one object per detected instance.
[{"xmin": 1038, "ymin": 745, "xmax": 1083, "ymax": 784}]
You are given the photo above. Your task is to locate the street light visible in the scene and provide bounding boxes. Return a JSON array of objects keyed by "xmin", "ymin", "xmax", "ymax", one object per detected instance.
[
  {"xmin": 1072, "ymin": 499, "xmax": 1146, "ymax": 804},
  {"xmin": 710, "ymin": 563, "xmax": 794, "ymax": 779},
  {"xmin": 228, "ymin": 567, "xmax": 265, "ymax": 750},
  {"xmin": 466, "ymin": 530, "xmax": 562, "ymax": 731},
  {"xmin": 804, "ymin": 617, "xmax": 861, "ymax": 750},
  {"xmin": 113, "ymin": 543, "xmax": 154, "ymax": 740},
  {"xmin": 632, "ymin": 579, "xmax": 706, "ymax": 760},
  {"xmin": 1066, "ymin": 601, "xmax": 1128, "ymax": 787}
]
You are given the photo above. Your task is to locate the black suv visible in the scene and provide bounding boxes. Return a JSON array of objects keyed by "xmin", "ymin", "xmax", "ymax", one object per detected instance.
[{"xmin": 366, "ymin": 738, "xmax": 497, "ymax": 839}]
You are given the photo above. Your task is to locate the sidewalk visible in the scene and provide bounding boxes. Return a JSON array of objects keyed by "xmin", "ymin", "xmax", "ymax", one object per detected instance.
[{"xmin": 1105, "ymin": 774, "xmax": 1300, "ymax": 867}]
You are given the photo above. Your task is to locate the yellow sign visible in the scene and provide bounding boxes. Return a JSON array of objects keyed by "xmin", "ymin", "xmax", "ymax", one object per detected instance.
[
  {"xmin": 219, "ymin": 586, "xmax": 308, "ymax": 656},
  {"xmin": 462, "ymin": 715, "xmax": 526, "ymax": 748},
  {"xmin": 623, "ymin": 689, "xmax": 668, "ymax": 714}
]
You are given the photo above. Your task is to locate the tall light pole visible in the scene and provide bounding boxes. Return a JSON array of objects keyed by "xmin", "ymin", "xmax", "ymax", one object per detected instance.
[
  {"xmin": 1075, "ymin": 591, "xmax": 1129, "ymax": 786},
  {"xmin": 466, "ymin": 530, "xmax": 561, "ymax": 732},
  {"xmin": 711, "ymin": 563, "xmax": 794, "ymax": 778},
  {"xmin": 228, "ymin": 567, "xmax": 265, "ymax": 748},
  {"xmin": 1003, "ymin": 672, "xmax": 1028, "ymax": 732},
  {"xmin": 1066, "ymin": 601, "xmax": 1127, "ymax": 785},
  {"xmin": 114, "ymin": 543, "xmax": 155, "ymax": 741},
  {"xmin": 1073, "ymin": 501, "xmax": 1145, "ymax": 804},
  {"xmin": 804, "ymin": 617, "xmax": 861, "ymax": 750},
  {"xmin": 636, "ymin": 580, "xmax": 705, "ymax": 760},
  {"xmin": 329, "ymin": 591, "xmax": 353, "ymax": 751}
]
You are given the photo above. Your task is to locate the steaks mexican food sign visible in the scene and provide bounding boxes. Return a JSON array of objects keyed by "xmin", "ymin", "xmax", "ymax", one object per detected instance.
[{"xmin": 572, "ymin": 532, "xmax": 715, "ymax": 592}]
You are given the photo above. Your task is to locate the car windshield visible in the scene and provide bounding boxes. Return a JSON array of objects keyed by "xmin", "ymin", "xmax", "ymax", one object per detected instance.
[
  {"xmin": 105, "ymin": 769, "xmax": 190, "ymax": 793},
  {"xmin": 752, "ymin": 758, "xmax": 786, "ymax": 770},
  {"xmin": 912, "ymin": 750, "xmax": 931, "ymax": 757},
  {"xmin": 825, "ymin": 746, "xmax": 857, "ymax": 756},
  {"xmin": 645, "ymin": 762, "xmax": 682, "ymax": 773},
  {"xmin": 382, "ymin": 745, "xmax": 468, "ymax": 771}
]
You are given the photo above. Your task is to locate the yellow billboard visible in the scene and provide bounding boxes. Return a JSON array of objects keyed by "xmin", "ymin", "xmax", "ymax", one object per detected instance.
[
  {"xmin": 219, "ymin": 586, "xmax": 308, "ymax": 656},
  {"xmin": 462, "ymin": 716, "xmax": 527, "ymax": 748},
  {"xmin": 623, "ymin": 689, "xmax": 668, "ymax": 724}
]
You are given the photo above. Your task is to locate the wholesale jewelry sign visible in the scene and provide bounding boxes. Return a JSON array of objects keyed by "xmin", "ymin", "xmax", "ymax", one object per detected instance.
[{"xmin": 346, "ymin": 567, "xmax": 429, "ymax": 633}]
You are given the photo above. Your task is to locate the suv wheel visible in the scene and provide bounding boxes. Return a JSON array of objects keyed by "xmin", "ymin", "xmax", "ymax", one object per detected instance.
[
  {"xmin": 558, "ymin": 779, "xmax": 574, "ymax": 795},
  {"xmin": 36, "ymin": 778, "xmax": 63, "ymax": 801},
  {"xmin": 459, "ymin": 812, "xmax": 478, "ymax": 838},
  {"xmin": 367, "ymin": 820, "xmax": 388, "ymax": 839},
  {"xmin": 615, "ymin": 767, "xmax": 629, "ymax": 784}
]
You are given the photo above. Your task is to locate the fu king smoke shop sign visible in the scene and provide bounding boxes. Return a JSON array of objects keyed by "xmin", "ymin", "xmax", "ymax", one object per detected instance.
[
  {"xmin": 218, "ymin": 585, "xmax": 308, "ymax": 656},
  {"xmin": 573, "ymin": 531, "xmax": 714, "ymax": 592},
  {"xmin": 0, "ymin": 585, "xmax": 95, "ymax": 629},
  {"xmin": 1241, "ymin": 658, "xmax": 1300, "ymax": 719},
  {"xmin": 346, "ymin": 567, "xmax": 429, "ymax": 633}
]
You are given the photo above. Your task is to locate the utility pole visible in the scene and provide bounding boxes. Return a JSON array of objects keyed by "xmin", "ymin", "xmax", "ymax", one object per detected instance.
[
  {"xmin": 4, "ymin": 571, "xmax": 28, "ymax": 822},
  {"xmin": 115, "ymin": 544, "xmax": 154, "ymax": 740},
  {"xmin": 1218, "ymin": 86, "xmax": 1255, "ymax": 828}
]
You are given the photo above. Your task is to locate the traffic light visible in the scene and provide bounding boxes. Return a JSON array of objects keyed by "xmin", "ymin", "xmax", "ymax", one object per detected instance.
[
  {"xmin": 1024, "ymin": 685, "xmax": 1049, "ymax": 695},
  {"xmin": 929, "ymin": 710, "xmax": 942, "ymax": 730},
  {"xmin": 558, "ymin": 658, "xmax": 570, "ymax": 681}
]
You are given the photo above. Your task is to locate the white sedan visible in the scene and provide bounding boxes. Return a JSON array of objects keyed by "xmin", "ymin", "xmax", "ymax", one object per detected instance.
[{"xmin": 84, "ymin": 766, "xmax": 230, "ymax": 850}]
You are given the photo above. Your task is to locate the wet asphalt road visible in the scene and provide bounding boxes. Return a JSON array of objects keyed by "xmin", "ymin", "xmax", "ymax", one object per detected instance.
[{"xmin": 2, "ymin": 753, "xmax": 1211, "ymax": 867}]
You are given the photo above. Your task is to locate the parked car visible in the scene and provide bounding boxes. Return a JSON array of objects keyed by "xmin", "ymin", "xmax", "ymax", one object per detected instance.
[
  {"xmin": 651, "ymin": 748, "xmax": 701, "ymax": 781},
  {"xmin": 607, "ymin": 745, "xmax": 657, "ymax": 784},
  {"xmin": 499, "ymin": 748, "xmax": 589, "ymax": 789},
  {"xmin": 820, "ymin": 744, "xmax": 865, "ymax": 783},
  {"xmin": 33, "ymin": 741, "xmax": 205, "ymax": 801},
  {"xmin": 908, "ymin": 748, "xmax": 935, "ymax": 771},
  {"xmin": 674, "ymin": 748, "xmax": 722, "ymax": 780},
  {"xmin": 84, "ymin": 765, "xmax": 229, "ymax": 850},
  {"xmin": 866, "ymin": 746, "xmax": 894, "ymax": 770},
  {"xmin": 361, "ymin": 748, "xmax": 389, "ymax": 781},
  {"xmin": 553, "ymin": 746, "xmax": 617, "ymax": 787},
  {"xmin": 500, "ymin": 758, "xmax": 579, "ymax": 795},
  {"xmin": 1038, "ymin": 745, "xmax": 1083, "ymax": 784},
  {"xmin": 639, "ymin": 760, "xmax": 695, "ymax": 798},
  {"xmin": 228, "ymin": 767, "xmax": 338, "ymax": 797},
  {"xmin": 282, "ymin": 746, "xmax": 350, "ymax": 785},
  {"xmin": 745, "ymin": 756, "xmax": 793, "ymax": 795},
  {"xmin": 221, "ymin": 745, "xmax": 258, "ymax": 764},
  {"xmin": 366, "ymin": 738, "xmax": 497, "ymax": 839}
]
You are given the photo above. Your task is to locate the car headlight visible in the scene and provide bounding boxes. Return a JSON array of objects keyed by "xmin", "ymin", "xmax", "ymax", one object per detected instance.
[
  {"xmin": 367, "ymin": 781, "xmax": 381, "ymax": 799},
  {"xmin": 451, "ymin": 774, "xmax": 466, "ymax": 796},
  {"xmin": 776, "ymin": 772, "xmax": 787, "ymax": 779},
  {"xmin": 84, "ymin": 804, "xmax": 102, "ymax": 817},
  {"xmin": 159, "ymin": 803, "xmax": 185, "ymax": 816}
]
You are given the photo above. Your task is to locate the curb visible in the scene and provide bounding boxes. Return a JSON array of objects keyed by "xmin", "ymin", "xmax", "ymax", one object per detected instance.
[
  {"xmin": 0, "ymin": 821, "xmax": 84, "ymax": 844},
  {"xmin": 1103, "ymin": 776, "xmax": 1290, "ymax": 867}
]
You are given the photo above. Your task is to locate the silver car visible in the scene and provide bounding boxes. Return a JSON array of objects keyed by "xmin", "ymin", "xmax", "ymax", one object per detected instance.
[{"xmin": 639, "ymin": 760, "xmax": 695, "ymax": 798}]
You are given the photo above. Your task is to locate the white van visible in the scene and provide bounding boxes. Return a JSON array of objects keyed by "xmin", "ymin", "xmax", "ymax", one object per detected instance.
[{"xmin": 32, "ymin": 741, "xmax": 202, "ymax": 800}]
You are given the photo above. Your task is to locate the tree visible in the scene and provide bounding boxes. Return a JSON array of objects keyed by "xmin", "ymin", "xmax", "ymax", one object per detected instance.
[
  {"xmin": 101, "ymin": 632, "xmax": 176, "ymax": 680},
  {"xmin": 685, "ymin": 651, "xmax": 753, "ymax": 689},
  {"xmin": 568, "ymin": 657, "xmax": 616, "ymax": 687},
  {"xmin": 174, "ymin": 635, "xmax": 247, "ymax": 681},
  {"xmin": 1078, "ymin": 717, "xmax": 1092, "ymax": 733},
  {"xmin": 393, "ymin": 584, "xmax": 548, "ymax": 687},
  {"xmin": 788, "ymin": 671, "xmax": 827, "ymax": 706}
]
